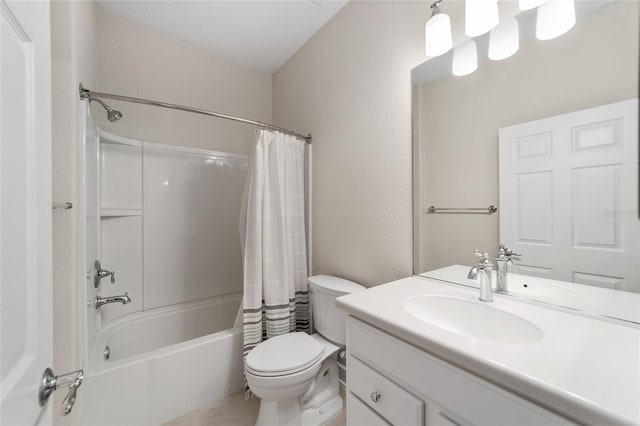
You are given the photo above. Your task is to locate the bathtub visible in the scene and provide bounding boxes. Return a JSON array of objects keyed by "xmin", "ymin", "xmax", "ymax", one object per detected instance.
[{"xmin": 81, "ymin": 293, "xmax": 244, "ymax": 426}]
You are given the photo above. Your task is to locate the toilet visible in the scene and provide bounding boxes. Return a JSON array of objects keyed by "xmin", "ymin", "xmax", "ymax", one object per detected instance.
[{"xmin": 245, "ymin": 275, "xmax": 365, "ymax": 426}]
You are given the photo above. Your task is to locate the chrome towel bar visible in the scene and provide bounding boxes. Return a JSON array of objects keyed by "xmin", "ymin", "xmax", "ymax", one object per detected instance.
[{"xmin": 427, "ymin": 205, "xmax": 497, "ymax": 214}]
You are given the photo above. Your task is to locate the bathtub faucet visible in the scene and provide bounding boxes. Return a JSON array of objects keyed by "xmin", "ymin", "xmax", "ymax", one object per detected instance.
[{"xmin": 95, "ymin": 292, "xmax": 131, "ymax": 309}]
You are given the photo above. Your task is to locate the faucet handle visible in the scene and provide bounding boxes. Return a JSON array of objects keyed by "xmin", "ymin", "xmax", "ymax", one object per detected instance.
[
  {"xmin": 498, "ymin": 244, "xmax": 521, "ymax": 259},
  {"xmin": 473, "ymin": 250, "xmax": 491, "ymax": 266}
]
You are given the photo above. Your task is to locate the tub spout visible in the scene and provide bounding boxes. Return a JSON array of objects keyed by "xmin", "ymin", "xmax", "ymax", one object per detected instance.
[{"xmin": 95, "ymin": 292, "xmax": 131, "ymax": 309}]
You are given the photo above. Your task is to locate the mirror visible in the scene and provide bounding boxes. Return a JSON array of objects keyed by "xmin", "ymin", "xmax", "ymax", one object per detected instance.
[{"xmin": 412, "ymin": 1, "xmax": 640, "ymax": 323}]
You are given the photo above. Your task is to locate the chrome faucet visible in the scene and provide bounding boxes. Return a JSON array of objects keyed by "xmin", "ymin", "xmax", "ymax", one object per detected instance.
[
  {"xmin": 467, "ymin": 251, "xmax": 493, "ymax": 303},
  {"xmin": 494, "ymin": 244, "xmax": 521, "ymax": 294},
  {"xmin": 95, "ymin": 292, "xmax": 131, "ymax": 309}
]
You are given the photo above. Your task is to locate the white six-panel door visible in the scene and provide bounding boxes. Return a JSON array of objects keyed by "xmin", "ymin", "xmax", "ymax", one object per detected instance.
[
  {"xmin": 499, "ymin": 99, "xmax": 639, "ymax": 292},
  {"xmin": 0, "ymin": 1, "xmax": 53, "ymax": 424}
]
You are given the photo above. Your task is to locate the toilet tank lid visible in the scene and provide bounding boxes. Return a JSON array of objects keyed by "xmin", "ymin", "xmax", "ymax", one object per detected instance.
[{"xmin": 308, "ymin": 275, "xmax": 365, "ymax": 296}]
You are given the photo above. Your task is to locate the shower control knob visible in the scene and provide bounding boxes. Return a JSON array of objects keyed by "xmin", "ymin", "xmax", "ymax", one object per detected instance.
[
  {"xmin": 370, "ymin": 391, "xmax": 381, "ymax": 403},
  {"xmin": 94, "ymin": 260, "xmax": 116, "ymax": 287}
]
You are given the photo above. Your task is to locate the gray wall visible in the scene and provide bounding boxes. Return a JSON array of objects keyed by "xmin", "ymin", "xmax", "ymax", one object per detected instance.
[
  {"xmin": 273, "ymin": 1, "xmax": 428, "ymax": 287},
  {"xmin": 95, "ymin": 11, "xmax": 272, "ymax": 155}
]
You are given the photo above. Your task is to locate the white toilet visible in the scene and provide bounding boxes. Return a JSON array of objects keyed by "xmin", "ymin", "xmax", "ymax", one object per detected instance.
[{"xmin": 245, "ymin": 275, "xmax": 365, "ymax": 426}]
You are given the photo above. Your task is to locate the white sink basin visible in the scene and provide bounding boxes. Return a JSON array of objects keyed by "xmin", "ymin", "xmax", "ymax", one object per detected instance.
[{"xmin": 404, "ymin": 295, "xmax": 544, "ymax": 344}]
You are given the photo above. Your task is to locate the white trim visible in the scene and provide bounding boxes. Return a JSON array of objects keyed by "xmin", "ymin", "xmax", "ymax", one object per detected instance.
[
  {"xmin": 144, "ymin": 141, "xmax": 248, "ymax": 161},
  {"xmin": 98, "ymin": 130, "xmax": 143, "ymax": 147}
]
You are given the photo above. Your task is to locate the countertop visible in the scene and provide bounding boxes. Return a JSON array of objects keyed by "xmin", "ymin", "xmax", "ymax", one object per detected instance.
[{"xmin": 336, "ymin": 276, "xmax": 640, "ymax": 425}]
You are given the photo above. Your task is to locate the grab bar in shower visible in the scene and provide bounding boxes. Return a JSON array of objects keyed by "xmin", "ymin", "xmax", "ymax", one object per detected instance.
[{"xmin": 426, "ymin": 205, "xmax": 497, "ymax": 215}]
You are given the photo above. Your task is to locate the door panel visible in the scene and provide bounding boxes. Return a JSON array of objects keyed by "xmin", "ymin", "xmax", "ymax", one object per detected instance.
[
  {"xmin": 0, "ymin": 0, "xmax": 53, "ymax": 424},
  {"xmin": 500, "ymin": 99, "xmax": 639, "ymax": 292}
]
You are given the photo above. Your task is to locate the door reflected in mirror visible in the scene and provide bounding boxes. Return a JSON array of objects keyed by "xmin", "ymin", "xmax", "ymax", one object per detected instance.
[{"xmin": 412, "ymin": 1, "xmax": 639, "ymax": 322}]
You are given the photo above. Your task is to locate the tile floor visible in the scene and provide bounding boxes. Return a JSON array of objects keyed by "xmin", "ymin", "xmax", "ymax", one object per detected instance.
[{"xmin": 163, "ymin": 391, "xmax": 346, "ymax": 426}]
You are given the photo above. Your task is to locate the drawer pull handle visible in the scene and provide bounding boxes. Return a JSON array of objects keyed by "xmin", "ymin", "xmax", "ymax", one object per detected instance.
[{"xmin": 370, "ymin": 391, "xmax": 381, "ymax": 403}]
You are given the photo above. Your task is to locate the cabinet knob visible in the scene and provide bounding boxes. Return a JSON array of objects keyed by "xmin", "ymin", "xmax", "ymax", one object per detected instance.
[{"xmin": 370, "ymin": 391, "xmax": 381, "ymax": 403}]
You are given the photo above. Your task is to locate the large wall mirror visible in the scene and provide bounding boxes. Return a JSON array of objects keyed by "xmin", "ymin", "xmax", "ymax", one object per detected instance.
[{"xmin": 412, "ymin": 0, "xmax": 639, "ymax": 323}]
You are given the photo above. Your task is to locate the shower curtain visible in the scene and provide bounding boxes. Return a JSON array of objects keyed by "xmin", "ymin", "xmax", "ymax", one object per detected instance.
[{"xmin": 240, "ymin": 129, "xmax": 309, "ymax": 393}]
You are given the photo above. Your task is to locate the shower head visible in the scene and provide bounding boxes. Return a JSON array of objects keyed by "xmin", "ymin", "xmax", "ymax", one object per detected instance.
[
  {"xmin": 107, "ymin": 109, "xmax": 123, "ymax": 122},
  {"xmin": 86, "ymin": 94, "xmax": 123, "ymax": 122}
]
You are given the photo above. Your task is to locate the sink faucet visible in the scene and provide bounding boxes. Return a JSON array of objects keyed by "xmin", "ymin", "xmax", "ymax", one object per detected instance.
[
  {"xmin": 494, "ymin": 244, "xmax": 521, "ymax": 294},
  {"xmin": 95, "ymin": 292, "xmax": 131, "ymax": 309},
  {"xmin": 467, "ymin": 251, "xmax": 493, "ymax": 303}
]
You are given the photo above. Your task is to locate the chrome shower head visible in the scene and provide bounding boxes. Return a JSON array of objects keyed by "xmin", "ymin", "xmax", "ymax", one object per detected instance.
[
  {"xmin": 107, "ymin": 109, "xmax": 123, "ymax": 122},
  {"xmin": 86, "ymin": 94, "xmax": 123, "ymax": 122}
]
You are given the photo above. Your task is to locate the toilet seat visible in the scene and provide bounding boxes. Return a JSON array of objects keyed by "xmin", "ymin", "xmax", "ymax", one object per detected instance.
[{"xmin": 246, "ymin": 332, "xmax": 324, "ymax": 377}]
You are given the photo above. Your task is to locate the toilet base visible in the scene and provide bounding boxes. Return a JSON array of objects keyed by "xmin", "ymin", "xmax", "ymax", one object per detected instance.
[
  {"xmin": 301, "ymin": 394, "xmax": 343, "ymax": 426},
  {"xmin": 256, "ymin": 397, "xmax": 301, "ymax": 426},
  {"xmin": 255, "ymin": 395, "xmax": 342, "ymax": 426}
]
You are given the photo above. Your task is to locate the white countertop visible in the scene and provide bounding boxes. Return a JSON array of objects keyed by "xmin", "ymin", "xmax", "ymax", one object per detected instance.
[{"xmin": 336, "ymin": 276, "xmax": 640, "ymax": 425}]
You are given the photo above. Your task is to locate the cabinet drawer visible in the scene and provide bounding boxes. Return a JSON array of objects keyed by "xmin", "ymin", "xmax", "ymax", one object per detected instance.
[
  {"xmin": 347, "ymin": 392, "xmax": 391, "ymax": 426},
  {"xmin": 348, "ymin": 355, "xmax": 424, "ymax": 425}
]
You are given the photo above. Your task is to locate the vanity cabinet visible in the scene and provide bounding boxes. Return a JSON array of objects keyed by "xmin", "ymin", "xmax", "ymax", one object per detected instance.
[{"xmin": 345, "ymin": 317, "xmax": 574, "ymax": 426}]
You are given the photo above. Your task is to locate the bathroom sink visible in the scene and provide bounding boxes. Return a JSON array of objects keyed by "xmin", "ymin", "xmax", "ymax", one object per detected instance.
[{"xmin": 403, "ymin": 295, "xmax": 544, "ymax": 344}]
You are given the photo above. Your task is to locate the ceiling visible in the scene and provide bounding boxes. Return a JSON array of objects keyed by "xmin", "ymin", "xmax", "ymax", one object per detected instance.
[{"xmin": 96, "ymin": 0, "xmax": 349, "ymax": 74}]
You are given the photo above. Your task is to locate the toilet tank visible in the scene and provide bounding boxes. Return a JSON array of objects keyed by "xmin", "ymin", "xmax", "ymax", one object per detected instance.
[{"xmin": 308, "ymin": 275, "xmax": 365, "ymax": 345}]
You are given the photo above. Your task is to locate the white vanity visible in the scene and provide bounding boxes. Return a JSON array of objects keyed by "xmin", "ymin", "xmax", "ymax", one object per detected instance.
[{"xmin": 336, "ymin": 276, "xmax": 640, "ymax": 426}]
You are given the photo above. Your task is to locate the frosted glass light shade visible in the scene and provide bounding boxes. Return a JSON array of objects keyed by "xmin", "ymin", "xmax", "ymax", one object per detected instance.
[
  {"xmin": 489, "ymin": 18, "xmax": 519, "ymax": 60},
  {"xmin": 536, "ymin": 0, "xmax": 576, "ymax": 40},
  {"xmin": 452, "ymin": 40, "xmax": 478, "ymax": 76},
  {"xmin": 425, "ymin": 13, "xmax": 453, "ymax": 57},
  {"xmin": 518, "ymin": 0, "xmax": 548, "ymax": 10},
  {"xmin": 465, "ymin": 0, "xmax": 499, "ymax": 37}
]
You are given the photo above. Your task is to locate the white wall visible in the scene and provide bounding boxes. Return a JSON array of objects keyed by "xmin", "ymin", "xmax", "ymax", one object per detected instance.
[
  {"xmin": 95, "ymin": 11, "xmax": 272, "ymax": 155},
  {"xmin": 51, "ymin": 1, "xmax": 97, "ymax": 424},
  {"xmin": 415, "ymin": 1, "xmax": 639, "ymax": 272},
  {"xmin": 273, "ymin": 1, "xmax": 427, "ymax": 287}
]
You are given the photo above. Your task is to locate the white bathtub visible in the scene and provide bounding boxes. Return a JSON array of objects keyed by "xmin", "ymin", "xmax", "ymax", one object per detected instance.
[{"xmin": 81, "ymin": 293, "xmax": 244, "ymax": 426}]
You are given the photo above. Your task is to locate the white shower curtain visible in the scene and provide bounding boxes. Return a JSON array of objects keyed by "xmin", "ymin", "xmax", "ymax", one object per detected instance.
[{"xmin": 240, "ymin": 129, "xmax": 309, "ymax": 389}]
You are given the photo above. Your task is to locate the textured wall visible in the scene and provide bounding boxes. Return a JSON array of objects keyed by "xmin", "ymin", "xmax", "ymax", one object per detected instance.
[
  {"xmin": 96, "ymin": 12, "xmax": 272, "ymax": 155},
  {"xmin": 51, "ymin": 1, "xmax": 97, "ymax": 424},
  {"xmin": 273, "ymin": 1, "xmax": 427, "ymax": 287}
]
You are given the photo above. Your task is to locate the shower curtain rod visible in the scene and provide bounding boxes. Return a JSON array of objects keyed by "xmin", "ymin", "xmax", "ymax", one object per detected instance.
[{"xmin": 78, "ymin": 83, "xmax": 312, "ymax": 143}]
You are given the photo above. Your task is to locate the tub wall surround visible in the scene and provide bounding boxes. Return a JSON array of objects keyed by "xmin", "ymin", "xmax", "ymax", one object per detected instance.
[{"xmin": 52, "ymin": 7, "xmax": 274, "ymax": 425}]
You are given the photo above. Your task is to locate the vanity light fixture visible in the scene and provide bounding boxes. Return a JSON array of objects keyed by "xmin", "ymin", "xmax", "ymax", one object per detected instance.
[
  {"xmin": 452, "ymin": 39, "xmax": 478, "ymax": 76},
  {"xmin": 536, "ymin": 0, "xmax": 576, "ymax": 40},
  {"xmin": 465, "ymin": 0, "xmax": 499, "ymax": 37},
  {"xmin": 489, "ymin": 18, "xmax": 519, "ymax": 60},
  {"xmin": 518, "ymin": 0, "xmax": 549, "ymax": 10},
  {"xmin": 425, "ymin": 0, "xmax": 453, "ymax": 57}
]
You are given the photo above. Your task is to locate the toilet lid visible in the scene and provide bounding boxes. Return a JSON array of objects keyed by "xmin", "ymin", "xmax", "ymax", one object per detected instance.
[{"xmin": 246, "ymin": 333, "xmax": 324, "ymax": 376}]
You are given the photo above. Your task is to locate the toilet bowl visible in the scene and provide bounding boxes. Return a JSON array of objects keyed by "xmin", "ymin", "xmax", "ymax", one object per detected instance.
[{"xmin": 245, "ymin": 275, "xmax": 365, "ymax": 426}]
